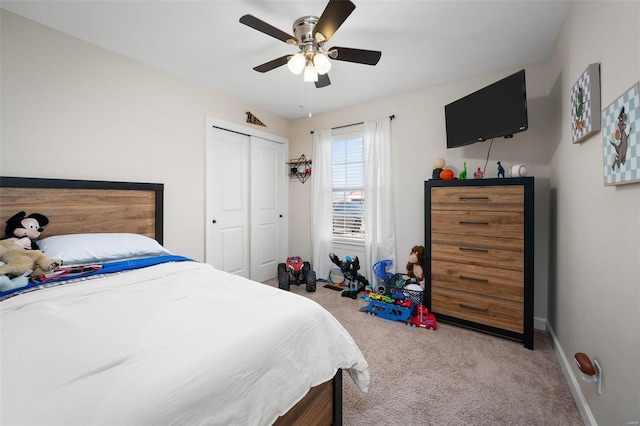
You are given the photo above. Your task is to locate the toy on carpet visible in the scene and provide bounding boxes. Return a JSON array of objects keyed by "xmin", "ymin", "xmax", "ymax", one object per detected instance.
[
  {"xmin": 324, "ymin": 253, "xmax": 353, "ymax": 290},
  {"xmin": 372, "ymin": 259, "xmax": 394, "ymax": 294},
  {"xmin": 277, "ymin": 256, "xmax": 316, "ymax": 292},
  {"xmin": 327, "ymin": 253, "xmax": 369, "ymax": 299},
  {"xmin": 359, "ymin": 283, "xmax": 436, "ymax": 330},
  {"xmin": 404, "ymin": 245, "xmax": 425, "ymax": 289},
  {"xmin": 3, "ymin": 211, "xmax": 51, "ymax": 250},
  {"xmin": 0, "ymin": 239, "xmax": 62, "ymax": 280}
]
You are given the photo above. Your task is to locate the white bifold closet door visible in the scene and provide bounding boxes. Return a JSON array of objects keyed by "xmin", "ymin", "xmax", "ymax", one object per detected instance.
[{"xmin": 207, "ymin": 127, "xmax": 285, "ymax": 282}]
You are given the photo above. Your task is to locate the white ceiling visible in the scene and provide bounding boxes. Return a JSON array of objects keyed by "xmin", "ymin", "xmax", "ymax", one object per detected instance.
[{"xmin": 2, "ymin": 0, "xmax": 571, "ymax": 120}]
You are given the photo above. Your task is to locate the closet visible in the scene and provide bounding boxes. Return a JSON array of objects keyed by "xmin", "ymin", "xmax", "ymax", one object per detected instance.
[{"xmin": 206, "ymin": 118, "xmax": 288, "ymax": 282}]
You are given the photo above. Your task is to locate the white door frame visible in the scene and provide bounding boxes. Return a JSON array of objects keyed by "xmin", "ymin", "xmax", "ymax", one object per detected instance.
[{"xmin": 205, "ymin": 116, "xmax": 289, "ymax": 277}]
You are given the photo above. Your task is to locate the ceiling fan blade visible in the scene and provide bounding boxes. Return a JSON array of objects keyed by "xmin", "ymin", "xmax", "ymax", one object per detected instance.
[
  {"xmin": 240, "ymin": 14, "xmax": 297, "ymax": 45},
  {"xmin": 315, "ymin": 74, "xmax": 331, "ymax": 88},
  {"xmin": 253, "ymin": 55, "xmax": 292, "ymax": 73},
  {"xmin": 313, "ymin": 0, "xmax": 356, "ymax": 43},
  {"xmin": 329, "ymin": 46, "xmax": 381, "ymax": 65}
]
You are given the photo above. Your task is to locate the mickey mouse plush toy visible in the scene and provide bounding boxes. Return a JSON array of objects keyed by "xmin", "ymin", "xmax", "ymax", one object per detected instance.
[{"xmin": 4, "ymin": 211, "xmax": 50, "ymax": 250}]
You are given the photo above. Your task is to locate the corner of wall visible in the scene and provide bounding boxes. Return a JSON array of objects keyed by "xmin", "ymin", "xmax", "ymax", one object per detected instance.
[{"xmin": 546, "ymin": 321, "xmax": 597, "ymax": 426}]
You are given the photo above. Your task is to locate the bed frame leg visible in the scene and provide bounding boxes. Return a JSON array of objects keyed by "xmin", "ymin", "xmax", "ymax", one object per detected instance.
[{"xmin": 332, "ymin": 369, "xmax": 343, "ymax": 426}]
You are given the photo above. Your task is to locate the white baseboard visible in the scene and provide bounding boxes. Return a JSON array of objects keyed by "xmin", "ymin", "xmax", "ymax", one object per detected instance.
[
  {"xmin": 546, "ymin": 321, "xmax": 597, "ymax": 426},
  {"xmin": 534, "ymin": 316, "xmax": 546, "ymax": 330}
]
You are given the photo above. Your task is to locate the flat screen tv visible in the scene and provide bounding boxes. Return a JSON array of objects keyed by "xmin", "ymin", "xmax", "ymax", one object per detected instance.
[{"xmin": 445, "ymin": 69, "xmax": 528, "ymax": 149}]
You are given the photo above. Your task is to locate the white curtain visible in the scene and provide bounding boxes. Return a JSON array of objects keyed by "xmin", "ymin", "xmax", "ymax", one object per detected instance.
[
  {"xmin": 311, "ymin": 129, "xmax": 334, "ymax": 279},
  {"xmin": 363, "ymin": 117, "xmax": 397, "ymax": 275}
]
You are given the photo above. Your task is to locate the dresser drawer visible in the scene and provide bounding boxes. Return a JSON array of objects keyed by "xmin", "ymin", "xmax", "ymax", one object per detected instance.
[
  {"xmin": 431, "ymin": 210, "xmax": 524, "ymax": 239},
  {"xmin": 431, "ymin": 186, "xmax": 524, "ymax": 212},
  {"xmin": 431, "ymin": 287, "xmax": 523, "ymax": 333},
  {"xmin": 431, "ymin": 233, "xmax": 524, "ymax": 270},
  {"xmin": 431, "ymin": 260, "xmax": 524, "ymax": 302}
]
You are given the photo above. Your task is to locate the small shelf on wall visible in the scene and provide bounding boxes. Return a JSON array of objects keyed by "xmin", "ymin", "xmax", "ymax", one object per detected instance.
[{"xmin": 287, "ymin": 155, "xmax": 312, "ymax": 183}]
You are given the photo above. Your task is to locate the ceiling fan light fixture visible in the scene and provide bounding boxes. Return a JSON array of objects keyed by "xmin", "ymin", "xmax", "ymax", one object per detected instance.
[
  {"xmin": 303, "ymin": 65, "xmax": 318, "ymax": 82},
  {"xmin": 241, "ymin": 0, "xmax": 382, "ymax": 89},
  {"xmin": 314, "ymin": 52, "xmax": 331, "ymax": 75},
  {"xmin": 287, "ymin": 53, "xmax": 305, "ymax": 74}
]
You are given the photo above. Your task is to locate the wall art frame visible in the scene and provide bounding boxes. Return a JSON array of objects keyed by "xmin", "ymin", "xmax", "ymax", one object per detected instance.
[
  {"xmin": 571, "ymin": 63, "xmax": 601, "ymax": 144},
  {"xmin": 602, "ymin": 82, "xmax": 640, "ymax": 186}
]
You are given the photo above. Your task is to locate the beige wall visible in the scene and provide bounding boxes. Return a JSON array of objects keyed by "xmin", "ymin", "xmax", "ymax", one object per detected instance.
[
  {"xmin": 0, "ymin": 10, "xmax": 290, "ymax": 261},
  {"xmin": 545, "ymin": 2, "xmax": 640, "ymax": 424},
  {"xmin": 2, "ymin": 2, "xmax": 640, "ymax": 424}
]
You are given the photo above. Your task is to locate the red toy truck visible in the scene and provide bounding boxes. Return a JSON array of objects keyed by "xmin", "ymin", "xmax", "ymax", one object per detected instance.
[
  {"xmin": 277, "ymin": 256, "xmax": 316, "ymax": 292},
  {"xmin": 405, "ymin": 304, "xmax": 437, "ymax": 330}
]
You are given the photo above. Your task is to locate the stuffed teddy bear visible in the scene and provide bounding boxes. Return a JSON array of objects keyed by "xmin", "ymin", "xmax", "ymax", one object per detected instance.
[
  {"xmin": 0, "ymin": 239, "xmax": 62, "ymax": 279},
  {"xmin": 405, "ymin": 245, "xmax": 425, "ymax": 289},
  {"xmin": 0, "ymin": 261, "xmax": 31, "ymax": 292},
  {"xmin": 4, "ymin": 211, "xmax": 51, "ymax": 250}
]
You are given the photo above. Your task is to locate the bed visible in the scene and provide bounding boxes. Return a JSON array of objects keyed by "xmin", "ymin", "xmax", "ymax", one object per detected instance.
[{"xmin": 0, "ymin": 176, "xmax": 370, "ymax": 426}]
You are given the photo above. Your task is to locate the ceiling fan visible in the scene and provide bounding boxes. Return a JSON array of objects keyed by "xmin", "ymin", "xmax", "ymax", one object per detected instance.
[{"xmin": 239, "ymin": 0, "xmax": 381, "ymax": 88}]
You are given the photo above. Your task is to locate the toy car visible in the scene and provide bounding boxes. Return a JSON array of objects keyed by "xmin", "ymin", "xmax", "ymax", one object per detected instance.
[
  {"xmin": 277, "ymin": 256, "xmax": 316, "ymax": 292},
  {"xmin": 368, "ymin": 292, "xmax": 383, "ymax": 301},
  {"xmin": 405, "ymin": 305, "xmax": 437, "ymax": 330}
]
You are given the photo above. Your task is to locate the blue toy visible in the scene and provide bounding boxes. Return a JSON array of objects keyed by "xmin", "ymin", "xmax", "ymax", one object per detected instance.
[
  {"xmin": 359, "ymin": 286, "xmax": 437, "ymax": 330},
  {"xmin": 359, "ymin": 300, "xmax": 412, "ymax": 322},
  {"xmin": 372, "ymin": 259, "xmax": 394, "ymax": 293},
  {"xmin": 497, "ymin": 161, "xmax": 505, "ymax": 178}
]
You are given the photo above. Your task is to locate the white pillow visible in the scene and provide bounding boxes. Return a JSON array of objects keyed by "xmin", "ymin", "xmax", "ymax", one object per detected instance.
[{"xmin": 38, "ymin": 233, "xmax": 172, "ymax": 265}]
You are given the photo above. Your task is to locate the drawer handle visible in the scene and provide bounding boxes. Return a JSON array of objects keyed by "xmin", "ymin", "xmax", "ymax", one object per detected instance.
[
  {"xmin": 459, "ymin": 221, "xmax": 489, "ymax": 226},
  {"xmin": 459, "ymin": 275, "xmax": 489, "ymax": 283},
  {"xmin": 459, "ymin": 247, "xmax": 489, "ymax": 253},
  {"xmin": 458, "ymin": 196, "xmax": 489, "ymax": 200},
  {"xmin": 459, "ymin": 303, "xmax": 489, "ymax": 312}
]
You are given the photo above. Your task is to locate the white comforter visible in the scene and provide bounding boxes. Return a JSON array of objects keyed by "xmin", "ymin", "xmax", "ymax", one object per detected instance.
[{"xmin": 1, "ymin": 261, "xmax": 369, "ymax": 425}]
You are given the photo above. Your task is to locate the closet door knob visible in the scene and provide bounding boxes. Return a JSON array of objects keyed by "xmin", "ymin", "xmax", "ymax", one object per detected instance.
[{"xmin": 212, "ymin": 219, "xmax": 217, "ymax": 224}]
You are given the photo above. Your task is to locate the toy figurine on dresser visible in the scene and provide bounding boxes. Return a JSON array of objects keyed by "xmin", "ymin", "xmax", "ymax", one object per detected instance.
[
  {"xmin": 458, "ymin": 162, "xmax": 467, "ymax": 180},
  {"xmin": 432, "ymin": 157, "xmax": 445, "ymax": 179},
  {"xmin": 497, "ymin": 161, "xmax": 505, "ymax": 178}
]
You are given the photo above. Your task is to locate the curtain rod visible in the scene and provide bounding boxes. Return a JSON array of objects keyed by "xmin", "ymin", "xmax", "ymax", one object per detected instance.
[{"xmin": 310, "ymin": 115, "xmax": 395, "ymax": 134}]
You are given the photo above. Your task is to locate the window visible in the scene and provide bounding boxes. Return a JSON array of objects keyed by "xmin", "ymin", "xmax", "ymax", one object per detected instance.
[{"xmin": 332, "ymin": 131, "xmax": 364, "ymax": 241}]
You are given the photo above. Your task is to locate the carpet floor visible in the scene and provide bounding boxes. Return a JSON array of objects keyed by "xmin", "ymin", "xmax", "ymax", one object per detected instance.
[{"xmin": 262, "ymin": 278, "xmax": 583, "ymax": 426}]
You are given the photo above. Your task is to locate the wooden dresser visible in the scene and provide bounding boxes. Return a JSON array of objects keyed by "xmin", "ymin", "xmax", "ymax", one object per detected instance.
[{"xmin": 424, "ymin": 177, "xmax": 534, "ymax": 349}]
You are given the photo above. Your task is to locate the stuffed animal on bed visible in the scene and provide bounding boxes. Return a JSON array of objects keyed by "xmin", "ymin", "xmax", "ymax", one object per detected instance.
[
  {"xmin": 0, "ymin": 261, "xmax": 31, "ymax": 292},
  {"xmin": 404, "ymin": 245, "xmax": 425, "ymax": 289},
  {"xmin": 0, "ymin": 239, "xmax": 61, "ymax": 280},
  {"xmin": 3, "ymin": 211, "xmax": 51, "ymax": 250}
]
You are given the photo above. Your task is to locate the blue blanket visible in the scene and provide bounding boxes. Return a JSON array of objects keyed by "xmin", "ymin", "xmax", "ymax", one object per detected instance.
[{"xmin": 1, "ymin": 255, "xmax": 193, "ymax": 301}]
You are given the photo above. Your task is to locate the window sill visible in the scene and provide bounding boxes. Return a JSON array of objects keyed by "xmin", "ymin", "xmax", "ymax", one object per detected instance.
[{"xmin": 332, "ymin": 238, "xmax": 365, "ymax": 247}]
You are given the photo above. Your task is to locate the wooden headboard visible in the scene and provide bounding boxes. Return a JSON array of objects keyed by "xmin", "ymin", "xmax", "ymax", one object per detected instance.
[{"xmin": 0, "ymin": 177, "xmax": 164, "ymax": 244}]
